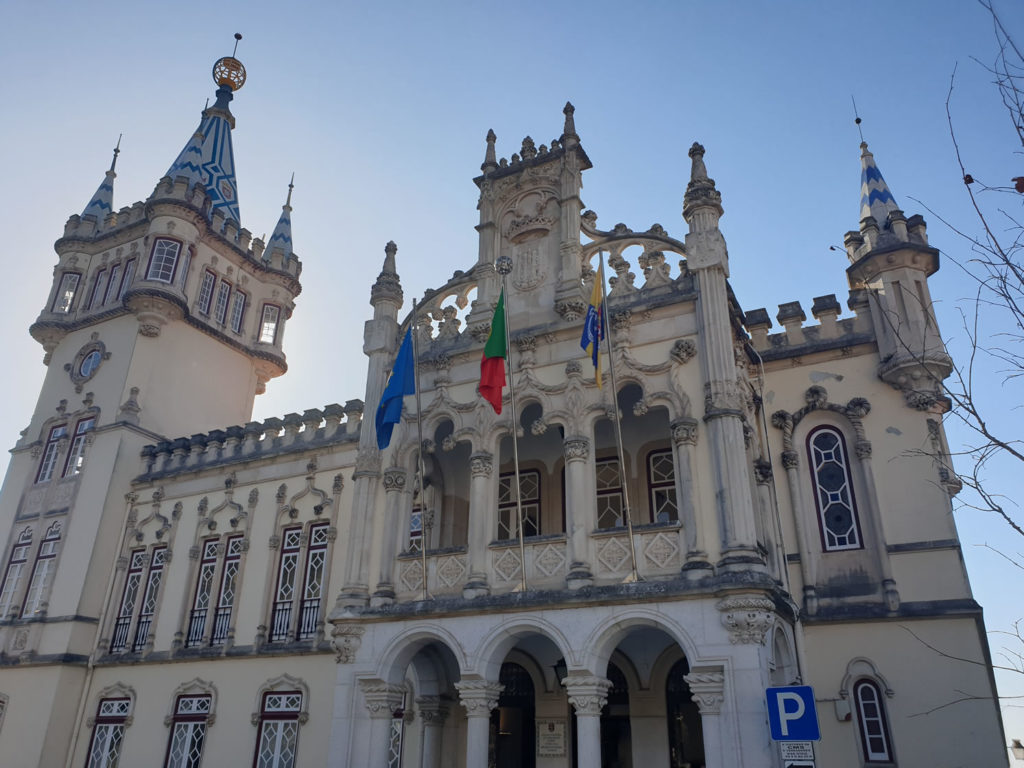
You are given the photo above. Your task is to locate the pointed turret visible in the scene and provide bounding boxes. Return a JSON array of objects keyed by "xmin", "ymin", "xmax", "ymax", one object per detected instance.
[
  {"xmin": 163, "ymin": 48, "xmax": 247, "ymax": 226},
  {"xmin": 265, "ymin": 176, "xmax": 295, "ymax": 262},
  {"xmin": 81, "ymin": 138, "xmax": 121, "ymax": 221},
  {"xmin": 859, "ymin": 141, "xmax": 900, "ymax": 226},
  {"xmin": 561, "ymin": 101, "xmax": 578, "ymax": 148},
  {"xmin": 370, "ymin": 240, "xmax": 403, "ymax": 309}
]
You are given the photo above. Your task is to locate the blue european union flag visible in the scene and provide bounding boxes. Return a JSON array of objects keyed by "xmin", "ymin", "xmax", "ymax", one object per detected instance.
[
  {"xmin": 375, "ymin": 328, "xmax": 416, "ymax": 450},
  {"xmin": 580, "ymin": 264, "xmax": 605, "ymax": 387}
]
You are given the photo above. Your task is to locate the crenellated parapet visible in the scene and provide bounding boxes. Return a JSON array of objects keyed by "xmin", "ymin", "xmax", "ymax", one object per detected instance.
[
  {"xmin": 137, "ymin": 402, "xmax": 361, "ymax": 481},
  {"xmin": 744, "ymin": 291, "xmax": 874, "ymax": 361}
]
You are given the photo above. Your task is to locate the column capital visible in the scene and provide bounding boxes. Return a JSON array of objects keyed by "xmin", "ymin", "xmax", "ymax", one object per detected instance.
[
  {"xmin": 683, "ymin": 665, "xmax": 725, "ymax": 715},
  {"xmin": 359, "ymin": 679, "xmax": 406, "ymax": 719},
  {"xmin": 455, "ymin": 679, "xmax": 503, "ymax": 717},
  {"xmin": 717, "ymin": 594, "xmax": 775, "ymax": 644},
  {"xmin": 562, "ymin": 675, "xmax": 612, "ymax": 715},
  {"xmin": 415, "ymin": 695, "xmax": 451, "ymax": 725},
  {"xmin": 671, "ymin": 417, "xmax": 699, "ymax": 445},
  {"xmin": 563, "ymin": 436, "xmax": 590, "ymax": 462},
  {"xmin": 382, "ymin": 468, "xmax": 407, "ymax": 492},
  {"xmin": 469, "ymin": 452, "xmax": 494, "ymax": 478}
]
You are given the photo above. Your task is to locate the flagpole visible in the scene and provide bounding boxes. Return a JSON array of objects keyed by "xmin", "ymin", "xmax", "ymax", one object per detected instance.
[
  {"xmin": 597, "ymin": 251, "xmax": 641, "ymax": 583},
  {"xmin": 495, "ymin": 255, "xmax": 528, "ymax": 592},
  {"xmin": 410, "ymin": 299, "xmax": 430, "ymax": 601}
]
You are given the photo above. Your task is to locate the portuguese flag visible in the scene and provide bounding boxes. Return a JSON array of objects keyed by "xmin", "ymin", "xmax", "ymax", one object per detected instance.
[{"xmin": 480, "ymin": 290, "xmax": 507, "ymax": 413}]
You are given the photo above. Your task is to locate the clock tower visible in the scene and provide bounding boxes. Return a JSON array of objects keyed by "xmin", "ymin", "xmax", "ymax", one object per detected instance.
[{"xmin": 0, "ymin": 46, "xmax": 301, "ymax": 766}]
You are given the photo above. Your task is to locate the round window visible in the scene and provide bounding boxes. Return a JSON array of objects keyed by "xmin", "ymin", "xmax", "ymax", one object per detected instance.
[{"xmin": 79, "ymin": 350, "xmax": 102, "ymax": 378}]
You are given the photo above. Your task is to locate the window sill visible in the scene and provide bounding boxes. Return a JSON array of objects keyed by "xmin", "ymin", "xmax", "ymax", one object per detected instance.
[
  {"xmin": 489, "ymin": 533, "xmax": 567, "ymax": 548},
  {"xmin": 591, "ymin": 520, "xmax": 681, "ymax": 537}
]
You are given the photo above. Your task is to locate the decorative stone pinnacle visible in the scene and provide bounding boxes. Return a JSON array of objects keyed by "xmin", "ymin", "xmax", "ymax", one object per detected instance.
[
  {"xmin": 371, "ymin": 241, "xmax": 402, "ymax": 306},
  {"xmin": 688, "ymin": 142, "xmax": 707, "ymax": 180},
  {"xmin": 683, "ymin": 141, "xmax": 722, "ymax": 224},
  {"xmin": 562, "ymin": 101, "xmax": 578, "ymax": 146},
  {"xmin": 482, "ymin": 129, "xmax": 498, "ymax": 172}
]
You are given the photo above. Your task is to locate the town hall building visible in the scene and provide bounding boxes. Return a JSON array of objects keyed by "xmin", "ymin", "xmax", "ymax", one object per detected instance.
[{"xmin": 0, "ymin": 49, "xmax": 1008, "ymax": 767}]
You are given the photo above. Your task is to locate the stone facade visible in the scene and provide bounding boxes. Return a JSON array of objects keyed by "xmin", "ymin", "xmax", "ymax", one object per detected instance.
[{"xmin": 0, "ymin": 57, "xmax": 1007, "ymax": 768}]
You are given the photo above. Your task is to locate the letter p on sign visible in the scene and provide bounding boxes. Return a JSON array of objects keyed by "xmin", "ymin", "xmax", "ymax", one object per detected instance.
[{"xmin": 766, "ymin": 686, "xmax": 820, "ymax": 741}]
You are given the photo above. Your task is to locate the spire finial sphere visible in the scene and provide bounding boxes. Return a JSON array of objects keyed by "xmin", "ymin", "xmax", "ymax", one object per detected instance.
[{"xmin": 213, "ymin": 34, "xmax": 246, "ymax": 91}]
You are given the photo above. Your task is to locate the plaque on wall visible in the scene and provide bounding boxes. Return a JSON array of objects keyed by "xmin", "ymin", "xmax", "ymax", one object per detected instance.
[{"xmin": 536, "ymin": 718, "xmax": 567, "ymax": 757}]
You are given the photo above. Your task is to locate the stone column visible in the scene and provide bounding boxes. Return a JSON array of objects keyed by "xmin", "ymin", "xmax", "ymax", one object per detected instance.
[
  {"xmin": 853, "ymin": 439, "xmax": 900, "ymax": 610},
  {"xmin": 455, "ymin": 679, "xmax": 503, "ymax": 768},
  {"xmin": 683, "ymin": 667, "xmax": 726, "ymax": 768},
  {"xmin": 671, "ymin": 417, "xmax": 713, "ymax": 578},
  {"xmin": 373, "ymin": 468, "xmax": 407, "ymax": 605},
  {"xmin": 683, "ymin": 142, "xmax": 762, "ymax": 571},
  {"xmin": 359, "ymin": 680, "xmax": 406, "ymax": 768},
  {"xmin": 464, "ymin": 452, "xmax": 494, "ymax": 598},
  {"xmin": 416, "ymin": 696, "xmax": 449, "ymax": 768},
  {"xmin": 779, "ymin": 449, "xmax": 819, "ymax": 614},
  {"xmin": 340, "ymin": 451, "xmax": 381, "ymax": 606},
  {"xmin": 563, "ymin": 436, "xmax": 594, "ymax": 588},
  {"xmin": 564, "ymin": 675, "xmax": 612, "ymax": 768}
]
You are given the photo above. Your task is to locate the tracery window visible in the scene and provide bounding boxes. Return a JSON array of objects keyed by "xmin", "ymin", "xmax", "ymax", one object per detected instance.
[
  {"xmin": 197, "ymin": 270, "xmax": 216, "ymax": 315},
  {"xmin": 259, "ymin": 304, "xmax": 281, "ymax": 344},
  {"xmin": 807, "ymin": 426, "xmax": 863, "ymax": 551},
  {"xmin": 22, "ymin": 520, "xmax": 62, "ymax": 617},
  {"xmin": 52, "ymin": 272, "xmax": 81, "ymax": 313},
  {"xmin": 103, "ymin": 263, "xmax": 123, "ymax": 306},
  {"xmin": 498, "ymin": 470, "xmax": 540, "ymax": 539},
  {"xmin": 0, "ymin": 528, "xmax": 32, "ymax": 618},
  {"xmin": 164, "ymin": 694, "xmax": 212, "ymax": 768},
  {"xmin": 89, "ymin": 268, "xmax": 109, "ymax": 310},
  {"xmin": 147, "ymin": 239, "xmax": 181, "ymax": 284},
  {"xmin": 230, "ymin": 290, "xmax": 246, "ymax": 333},
  {"xmin": 270, "ymin": 522, "xmax": 329, "ymax": 642},
  {"xmin": 596, "ymin": 457, "xmax": 625, "ymax": 529},
  {"xmin": 111, "ymin": 545, "xmax": 167, "ymax": 653},
  {"xmin": 36, "ymin": 424, "xmax": 68, "ymax": 483},
  {"xmin": 213, "ymin": 280, "xmax": 231, "ymax": 325},
  {"xmin": 117, "ymin": 258, "xmax": 136, "ymax": 300},
  {"xmin": 186, "ymin": 535, "xmax": 242, "ymax": 648},
  {"xmin": 647, "ymin": 448, "xmax": 678, "ymax": 523},
  {"xmin": 64, "ymin": 416, "xmax": 95, "ymax": 477},
  {"xmin": 854, "ymin": 679, "xmax": 893, "ymax": 762},
  {"xmin": 253, "ymin": 691, "xmax": 302, "ymax": 768},
  {"xmin": 86, "ymin": 697, "xmax": 131, "ymax": 768}
]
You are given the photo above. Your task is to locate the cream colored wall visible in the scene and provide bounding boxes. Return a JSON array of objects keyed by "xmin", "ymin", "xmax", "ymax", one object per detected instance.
[
  {"xmin": 803, "ymin": 616, "xmax": 1005, "ymax": 767},
  {"xmin": 78, "ymin": 655, "xmax": 336, "ymax": 768},
  {"xmin": 763, "ymin": 349, "xmax": 971, "ymax": 603},
  {"xmin": 0, "ymin": 665, "xmax": 85, "ymax": 768}
]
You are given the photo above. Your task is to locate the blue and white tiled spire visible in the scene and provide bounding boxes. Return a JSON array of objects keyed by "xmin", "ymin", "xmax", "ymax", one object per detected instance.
[
  {"xmin": 265, "ymin": 176, "xmax": 294, "ymax": 262},
  {"xmin": 165, "ymin": 82, "xmax": 242, "ymax": 225},
  {"xmin": 82, "ymin": 139, "xmax": 120, "ymax": 220},
  {"xmin": 859, "ymin": 141, "xmax": 899, "ymax": 225}
]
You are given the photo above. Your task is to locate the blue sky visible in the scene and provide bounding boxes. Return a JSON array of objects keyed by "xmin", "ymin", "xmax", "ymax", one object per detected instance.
[{"xmin": 2, "ymin": 0, "xmax": 1023, "ymax": 748}]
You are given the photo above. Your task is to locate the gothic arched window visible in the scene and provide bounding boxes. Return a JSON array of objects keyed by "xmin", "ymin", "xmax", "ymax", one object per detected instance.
[
  {"xmin": 854, "ymin": 679, "xmax": 893, "ymax": 762},
  {"xmin": 807, "ymin": 426, "xmax": 863, "ymax": 551}
]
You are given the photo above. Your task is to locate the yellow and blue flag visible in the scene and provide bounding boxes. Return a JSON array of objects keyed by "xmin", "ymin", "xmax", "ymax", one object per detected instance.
[
  {"xmin": 375, "ymin": 327, "xmax": 416, "ymax": 449},
  {"xmin": 580, "ymin": 263, "xmax": 605, "ymax": 387}
]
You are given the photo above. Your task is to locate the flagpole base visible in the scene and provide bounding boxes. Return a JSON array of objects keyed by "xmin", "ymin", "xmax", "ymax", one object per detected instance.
[{"xmin": 621, "ymin": 571, "xmax": 644, "ymax": 584}]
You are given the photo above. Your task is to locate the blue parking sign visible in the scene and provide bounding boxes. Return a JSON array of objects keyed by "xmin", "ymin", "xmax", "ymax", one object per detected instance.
[{"xmin": 766, "ymin": 686, "xmax": 820, "ymax": 741}]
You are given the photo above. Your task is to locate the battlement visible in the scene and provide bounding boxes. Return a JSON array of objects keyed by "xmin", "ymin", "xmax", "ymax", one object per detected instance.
[
  {"xmin": 59, "ymin": 176, "xmax": 302, "ymax": 280},
  {"xmin": 137, "ymin": 401, "xmax": 363, "ymax": 480},
  {"xmin": 744, "ymin": 290, "xmax": 875, "ymax": 361}
]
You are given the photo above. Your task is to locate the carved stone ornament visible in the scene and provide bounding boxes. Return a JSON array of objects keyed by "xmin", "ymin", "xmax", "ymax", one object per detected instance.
[
  {"xmin": 469, "ymin": 452, "xmax": 494, "ymax": 478},
  {"xmin": 455, "ymin": 680, "xmax": 504, "ymax": 717},
  {"xmin": 382, "ymin": 469, "xmax": 407, "ymax": 492},
  {"xmin": 354, "ymin": 450, "xmax": 382, "ymax": 478},
  {"xmin": 753, "ymin": 458, "xmax": 773, "ymax": 484},
  {"xmin": 854, "ymin": 440, "xmax": 872, "ymax": 459},
  {"xmin": 781, "ymin": 450, "xmax": 799, "ymax": 470},
  {"xmin": 563, "ymin": 676, "xmax": 613, "ymax": 716},
  {"xmin": 555, "ymin": 298, "xmax": 586, "ymax": 322},
  {"xmin": 717, "ymin": 595, "xmax": 775, "ymax": 644},
  {"xmin": 331, "ymin": 624, "xmax": 365, "ymax": 663},
  {"xmin": 359, "ymin": 680, "xmax": 406, "ymax": 719},
  {"xmin": 564, "ymin": 437, "xmax": 590, "ymax": 462},
  {"xmin": 670, "ymin": 338, "xmax": 697, "ymax": 365},
  {"xmin": 683, "ymin": 667, "xmax": 726, "ymax": 715},
  {"xmin": 416, "ymin": 696, "xmax": 450, "ymax": 725},
  {"xmin": 671, "ymin": 418, "xmax": 698, "ymax": 446}
]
